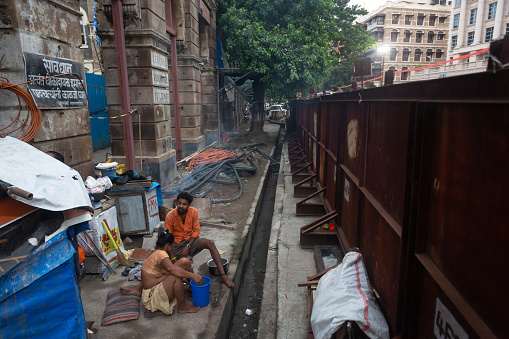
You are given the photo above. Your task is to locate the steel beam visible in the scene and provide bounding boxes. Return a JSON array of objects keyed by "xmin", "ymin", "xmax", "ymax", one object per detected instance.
[
  {"xmin": 111, "ymin": 0, "xmax": 136, "ymax": 170},
  {"xmin": 170, "ymin": 35, "xmax": 182, "ymax": 159},
  {"xmin": 296, "ymin": 203, "xmax": 327, "ymax": 216}
]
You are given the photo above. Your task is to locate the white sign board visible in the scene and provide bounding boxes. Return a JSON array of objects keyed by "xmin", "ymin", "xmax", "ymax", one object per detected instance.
[
  {"xmin": 344, "ymin": 178, "xmax": 350, "ymax": 203},
  {"xmin": 433, "ymin": 298, "xmax": 469, "ymax": 339},
  {"xmin": 152, "ymin": 69, "xmax": 169, "ymax": 87},
  {"xmin": 150, "ymin": 50, "xmax": 168, "ymax": 70},
  {"xmin": 153, "ymin": 88, "xmax": 170, "ymax": 104}
]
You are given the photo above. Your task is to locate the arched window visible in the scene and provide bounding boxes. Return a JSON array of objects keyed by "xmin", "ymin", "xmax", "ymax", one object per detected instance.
[
  {"xmin": 414, "ymin": 48, "xmax": 422, "ymax": 61},
  {"xmin": 416, "ymin": 30, "xmax": 423, "ymax": 43},
  {"xmin": 390, "ymin": 48, "xmax": 398, "ymax": 61},
  {"xmin": 403, "ymin": 30, "xmax": 411, "ymax": 43},
  {"xmin": 401, "ymin": 67, "xmax": 409, "ymax": 80},
  {"xmin": 437, "ymin": 31, "xmax": 445, "ymax": 40},
  {"xmin": 436, "ymin": 49, "xmax": 443, "ymax": 58},
  {"xmin": 427, "ymin": 31, "xmax": 435, "ymax": 43},
  {"xmin": 402, "ymin": 48, "xmax": 410, "ymax": 61},
  {"xmin": 426, "ymin": 49, "xmax": 434, "ymax": 62}
]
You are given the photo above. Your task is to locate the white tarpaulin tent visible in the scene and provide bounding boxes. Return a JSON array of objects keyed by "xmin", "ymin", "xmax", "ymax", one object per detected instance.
[{"xmin": 0, "ymin": 136, "xmax": 92, "ymax": 212}]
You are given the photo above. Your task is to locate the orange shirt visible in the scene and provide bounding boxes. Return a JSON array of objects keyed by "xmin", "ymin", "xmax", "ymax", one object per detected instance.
[
  {"xmin": 142, "ymin": 250, "xmax": 169, "ymax": 278},
  {"xmin": 164, "ymin": 206, "xmax": 200, "ymax": 244}
]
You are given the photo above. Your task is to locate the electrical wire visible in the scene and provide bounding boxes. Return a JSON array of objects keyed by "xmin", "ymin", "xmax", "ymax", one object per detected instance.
[{"xmin": 0, "ymin": 77, "xmax": 42, "ymax": 142}]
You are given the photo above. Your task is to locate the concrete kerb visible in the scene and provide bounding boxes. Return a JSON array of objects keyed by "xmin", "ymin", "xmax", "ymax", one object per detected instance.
[
  {"xmin": 215, "ymin": 151, "xmax": 274, "ymax": 338},
  {"xmin": 257, "ymin": 142, "xmax": 286, "ymax": 339}
]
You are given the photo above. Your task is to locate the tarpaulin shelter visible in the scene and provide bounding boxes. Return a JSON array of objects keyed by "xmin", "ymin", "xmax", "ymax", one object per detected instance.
[
  {"xmin": 0, "ymin": 226, "xmax": 87, "ymax": 338},
  {"xmin": 0, "ymin": 136, "xmax": 93, "ymax": 338}
]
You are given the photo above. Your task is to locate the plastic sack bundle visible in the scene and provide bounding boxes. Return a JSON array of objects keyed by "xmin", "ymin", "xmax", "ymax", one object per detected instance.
[
  {"xmin": 310, "ymin": 251, "xmax": 389, "ymax": 339},
  {"xmin": 85, "ymin": 176, "xmax": 112, "ymax": 193}
]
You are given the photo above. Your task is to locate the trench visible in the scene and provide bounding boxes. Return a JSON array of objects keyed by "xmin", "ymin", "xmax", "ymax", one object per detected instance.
[{"xmin": 227, "ymin": 124, "xmax": 285, "ymax": 339}]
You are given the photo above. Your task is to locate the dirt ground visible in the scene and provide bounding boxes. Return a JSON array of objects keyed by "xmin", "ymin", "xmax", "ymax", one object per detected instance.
[
  {"xmin": 165, "ymin": 122, "xmax": 279, "ymax": 231},
  {"xmin": 79, "ymin": 122, "xmax": 281, "ymax": 338}
]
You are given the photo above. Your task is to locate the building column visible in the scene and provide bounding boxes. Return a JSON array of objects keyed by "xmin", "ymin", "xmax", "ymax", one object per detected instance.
[
  {"xmin": 457, "ymin": 0, "xmax": 469, "ymax": 48},
  {"xmin": 447, "ymin": 8, "xmax": 455, "ymax": 54},
  {"xmin": 97, "ymin": 0, "xmax": 177, "ymax": 187},
  {"xmin": 473, "ymin": 0, "xmax": 486, "ymax": 44},
  {"xmin": 493, "ymin": 0, "xmax": 505, "ymax": 39}
]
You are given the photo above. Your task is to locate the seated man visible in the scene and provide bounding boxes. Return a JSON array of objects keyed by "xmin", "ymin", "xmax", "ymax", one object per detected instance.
[
  {"xmin": 121, "ymin": 230, "xmax": 203, "ymax": 314},
  {"xmin": 165, "ymin": 192, "xmax": 234, "ymax": 288}
]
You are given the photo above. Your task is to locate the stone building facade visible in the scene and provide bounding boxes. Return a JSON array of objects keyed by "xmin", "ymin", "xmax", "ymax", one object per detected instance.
[
  {"xmin": 80, "ymin": 0, "xmax": 103, "ymax": 74},
  {"xmin": 445, "ymin": 0, "xmax": 508, "ymax": 74},
  {"xmin": 361, "ymin": 0, "xmax": 451, "ymax": 84},
  {"xmin": 0, "ymin": 0, "xmax": 94, "ymax": 178},
  {"xmin": 96, "ymin": 0, "xmax": 218, "ymax": 186}
]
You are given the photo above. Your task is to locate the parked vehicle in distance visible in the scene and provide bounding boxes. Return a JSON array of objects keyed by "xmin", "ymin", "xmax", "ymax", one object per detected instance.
[
  {"xmin": 325, "ymin": 90, "xmax": 333, "ymax": 95},
  {"xmin": 269, "ymin": 105, "xmax": 287, "ymax": 120}
]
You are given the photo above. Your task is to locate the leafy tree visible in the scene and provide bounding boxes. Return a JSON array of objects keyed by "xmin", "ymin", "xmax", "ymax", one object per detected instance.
[{"xmin": 218, "ymin": 0, "xmax": 372, "ymax": 132}]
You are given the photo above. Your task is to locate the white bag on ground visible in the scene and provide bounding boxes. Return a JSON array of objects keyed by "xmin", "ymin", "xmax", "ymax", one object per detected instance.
[{"xmin": 310, "ymin": 251, "xmax": 389, "ymax": 339}]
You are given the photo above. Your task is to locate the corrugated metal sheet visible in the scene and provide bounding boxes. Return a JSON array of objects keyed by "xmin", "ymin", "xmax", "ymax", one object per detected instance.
[
  {"xmin": 86, "ymin": 73, "xmax": 110, "ymax": 151},
  {"xmin": 294, "ymin": 68, "xmax": 509, "ymax": 338}
]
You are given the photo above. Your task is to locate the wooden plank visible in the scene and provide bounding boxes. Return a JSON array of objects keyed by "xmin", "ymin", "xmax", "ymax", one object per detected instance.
[
  {"xmin": 0, "ymin": 255, "xmax": 27, "ymax": 263},
  {"xmin": 307, "ymin": 262, "xmax": 340, "ymax": 281}
]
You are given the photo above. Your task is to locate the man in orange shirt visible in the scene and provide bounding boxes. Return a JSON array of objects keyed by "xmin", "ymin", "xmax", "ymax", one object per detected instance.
[{"xmin": 165, "ymin": 192, "xmax": 234, "ymax": 288}]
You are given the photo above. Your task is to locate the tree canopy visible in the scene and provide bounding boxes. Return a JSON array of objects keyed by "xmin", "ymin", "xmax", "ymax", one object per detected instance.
[{"xmin": 218, "ymin": 0, "xmax": 373, "ymax": 99}]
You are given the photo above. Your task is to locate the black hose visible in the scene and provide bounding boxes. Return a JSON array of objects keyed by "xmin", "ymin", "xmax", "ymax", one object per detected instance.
[
  {"xmin": 254, "ymin": 148, "xmax": 279, "ymax": 164},
  {"xmin": 231, "ymin": 155, "xmax": 258, "ymax": 173},
  {"xmin": 211, "ymin": 164, "xmax": 243, "ymax": 203}
]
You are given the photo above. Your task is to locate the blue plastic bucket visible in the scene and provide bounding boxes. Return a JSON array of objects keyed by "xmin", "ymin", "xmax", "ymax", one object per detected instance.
[
  {"xmin": 190, "ymin": 276, "xmax": 211, "ymax": 307},
  {"xmin": 100, "ymin": 168, "xmax": 116, "ymax": 178}
]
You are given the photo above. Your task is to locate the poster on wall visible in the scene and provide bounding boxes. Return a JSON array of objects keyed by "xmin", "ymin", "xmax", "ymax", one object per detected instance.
[{"xmin": 23, "ymin": 52, "xmax": 87, "ymax": 109}]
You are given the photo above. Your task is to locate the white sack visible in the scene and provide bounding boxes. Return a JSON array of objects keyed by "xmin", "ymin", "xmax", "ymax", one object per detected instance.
[
  {"xmin": 310, "ymin": 251, "xmax": 390, "ymax": 339},
  {"xmin": 0, "ymin": 136, "xmax": 92, "ymax": 211},
  {"xmin": 84, "ymin": 176, "xmax": 112, "ymax": 193}
]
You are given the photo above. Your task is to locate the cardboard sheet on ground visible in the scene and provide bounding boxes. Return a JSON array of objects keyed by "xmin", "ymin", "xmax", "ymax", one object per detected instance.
[
  {"xmin": 310, "ymin": 251, "xmax": 389, "ymax": 339},
  {"xmin": 78, "ymin": 206, "xmax": 124, "ymax": 271},
  {"xmin": 0, "ymin": 136, "xmax": 92, "ymax": 212}
]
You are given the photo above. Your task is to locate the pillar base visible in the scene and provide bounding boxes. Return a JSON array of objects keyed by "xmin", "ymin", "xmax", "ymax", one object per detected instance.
[
  {"xmin": 204, "ymin": 131, "xmax": 218, "ymax": 146},
  {"xmin": 174, "ymin": 136, "xmax": 205, "ymax": 157}
]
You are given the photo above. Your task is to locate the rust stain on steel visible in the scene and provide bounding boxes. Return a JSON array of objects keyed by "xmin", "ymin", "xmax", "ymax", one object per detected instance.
[
  {"xmin": 347, "ymin": 119, "xmax": 359, "ymax": 159},
  {"xmin": 295, "ymin": 68, "xmax": 509, "ymax": 338},
  {"xmin": 422, "ymin": 103, "xmax": 509, "ymax": 337}
]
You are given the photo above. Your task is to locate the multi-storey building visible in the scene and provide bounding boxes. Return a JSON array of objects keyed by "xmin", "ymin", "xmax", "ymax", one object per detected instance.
[
  {"xmin": 444, "ymin": 0, "xmax": 509, "ymax": 76},
  {"xmin": 361, "ymin": 0, "xmax": 451, "ymax": 83}
]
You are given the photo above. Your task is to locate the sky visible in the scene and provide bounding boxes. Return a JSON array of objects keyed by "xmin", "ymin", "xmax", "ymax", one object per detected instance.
[{"xmin": 349, "ymin": 0, "xmax": 381, "ymax": 13}]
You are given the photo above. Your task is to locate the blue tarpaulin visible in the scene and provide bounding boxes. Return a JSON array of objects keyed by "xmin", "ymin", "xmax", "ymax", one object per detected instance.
[{"xmin": 0, "ymin": 228, "xmax": 86, "ymax": 339}]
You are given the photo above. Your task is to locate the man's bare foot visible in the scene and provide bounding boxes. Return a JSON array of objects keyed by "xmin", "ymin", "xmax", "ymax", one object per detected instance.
[
  {"xmin": 177, "ymin": 303, "xmax": 201, "ymax": 314},
  {"xmin": 120, "ymin": 285, "xmax": 142, "ymax": 297},
  {"xmin": 220, "ymin": 274, "xmax": 234, "ymax": 288}
]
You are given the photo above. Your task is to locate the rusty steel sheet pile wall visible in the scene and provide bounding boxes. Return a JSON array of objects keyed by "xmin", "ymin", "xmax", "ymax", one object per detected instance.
[{"xmin": 294, "ymin": 69, "xmax": 509, "ymax": 338}]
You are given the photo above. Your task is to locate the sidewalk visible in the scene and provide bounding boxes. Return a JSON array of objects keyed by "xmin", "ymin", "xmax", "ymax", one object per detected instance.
[
  {"xmin": 258, "ymin": 141, "xmax": 317, "ymax": 339},
  {"xmin": 80, "ymin": 123, "xmax": 280, "ymax": 338}
]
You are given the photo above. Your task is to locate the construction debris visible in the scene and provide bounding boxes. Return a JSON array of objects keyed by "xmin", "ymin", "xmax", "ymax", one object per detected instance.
[{"xmin": 164, "ymin": 144, "xmax": 278, "ymax": 203}]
